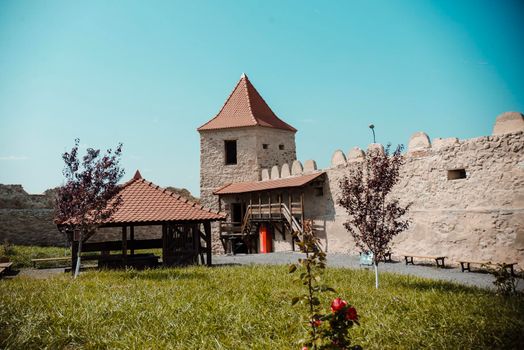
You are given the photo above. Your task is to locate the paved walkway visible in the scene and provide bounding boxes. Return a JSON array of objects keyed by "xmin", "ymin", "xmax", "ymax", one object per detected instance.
[{"xmin": 215, "ymin": 251, "xmax": 523, "ymax": 291}]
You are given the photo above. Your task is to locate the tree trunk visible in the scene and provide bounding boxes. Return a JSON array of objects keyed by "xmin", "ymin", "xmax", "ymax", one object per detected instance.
[
  {"xmin": 374, "ymin": 261, "xmax": 379, "ymax": 289},
  {"xmin": 74, "ymin": 231, "xmax": 83, "ymax": 279}
]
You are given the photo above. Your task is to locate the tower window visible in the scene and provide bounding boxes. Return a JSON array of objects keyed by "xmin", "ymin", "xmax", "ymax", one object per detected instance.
[
  {"xmin": 225, "ymin": 140, "xmax": 237, "ymax": 165},
  {"xmin": 262, "ymin": 144, "xmax": 268, "ymax": 149},
  {"xmin": 447, "ymin": 169, "xmax": 466, "ymax": 180},
  {"xmin": 279, "ymin": 144, "xmax": 285, "ymax": 150}
]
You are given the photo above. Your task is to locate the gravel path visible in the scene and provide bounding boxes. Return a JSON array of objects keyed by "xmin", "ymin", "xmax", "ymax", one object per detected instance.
[{"xmin": 214, "ymin": 251, "xmax": 523, "ymax": 291}]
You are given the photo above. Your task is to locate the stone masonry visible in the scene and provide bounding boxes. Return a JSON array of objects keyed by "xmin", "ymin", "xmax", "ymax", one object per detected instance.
[
  {"xmin": 255, "ymin": 112, "xmax": 524, "ymax": 268},
  {"xmin": 199, "ymin": 126, "xmax": 296, "ymax": 252}
]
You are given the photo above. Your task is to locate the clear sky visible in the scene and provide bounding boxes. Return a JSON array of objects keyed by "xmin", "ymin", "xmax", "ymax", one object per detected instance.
[{"xmin": 1, "ymin": 0, "xmax": 523, "ymax": 195}]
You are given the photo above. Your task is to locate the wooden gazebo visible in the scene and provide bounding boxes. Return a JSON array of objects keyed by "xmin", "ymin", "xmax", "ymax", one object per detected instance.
[{"xmin": 62, "ymin": 171, "xmax": 225, "ymax": 273}]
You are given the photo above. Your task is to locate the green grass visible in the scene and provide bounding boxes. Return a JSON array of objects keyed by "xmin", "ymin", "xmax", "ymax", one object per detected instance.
[
  {"xmin": 1, "ymin": 244, "xmax": 70, "ymax": 268},
  {"xmin": 1, "ymin": 265, "xmax": 523, "ymax": 349},
  {"xmin": 0, "ymin": 244, "xmax": 162, "ymax": 269}
]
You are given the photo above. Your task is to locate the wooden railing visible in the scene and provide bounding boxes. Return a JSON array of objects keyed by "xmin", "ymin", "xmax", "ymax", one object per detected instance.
[{"xmin": 238, "ymin": 203, "xmax": 303, "ymax": 236}]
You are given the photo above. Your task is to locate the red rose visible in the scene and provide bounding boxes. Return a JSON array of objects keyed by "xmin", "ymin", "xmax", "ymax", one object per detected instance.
[
  {"xmin": 330, "ymin": 297, "xmax": 348, "ymax": 313},
  {"xmin": 301, "ymin": 347, "xmax": 309, "ymax": 350},
  {"xmin": 345, "ymin": 306, "xmax": 358, "ymax": 321}
]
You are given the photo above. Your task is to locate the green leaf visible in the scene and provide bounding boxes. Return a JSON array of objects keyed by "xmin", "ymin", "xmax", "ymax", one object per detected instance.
[
  {"xmin": 288, "ymin": 264, "xmax": 297, "ymax": 273},
  {"xmin": 291, "ymin": 297, "xmax": 300, "ymax": 306}
]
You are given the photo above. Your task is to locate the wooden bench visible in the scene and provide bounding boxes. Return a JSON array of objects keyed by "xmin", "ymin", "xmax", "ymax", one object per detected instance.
[
  {"xmin": 403, "ymin": 255, "xmax": 446, "ymax": 268},
  {"xmin": 0, "ymin": 262, "xmax": 13, "ymax": 277},
  {"xmin": 31, "ymin": 257, "xmax": 70, "ymax": 268},
  {"xmin": 458, "ymin": 260, "xmax": 517, "ymax": 276}
]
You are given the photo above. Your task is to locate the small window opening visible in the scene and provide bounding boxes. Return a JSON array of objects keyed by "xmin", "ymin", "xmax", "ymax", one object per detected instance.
[
  {"xmin": 447, "ymin": 169, "xmax": 466, "ymax": 180},
  {"xmin": 225, "ymin": 140, "xmax": 237, "ymax": 165},
  {"xmin": 279, "ymin": 144, "xmax": 285, "ymax": 150},
  {"xmin": 262, "ymin": 144, "xmax": 268, "ymax": 149},
  {"xmin": 315, "ymin": 187, "xmax": 324, "ymax": 196}
]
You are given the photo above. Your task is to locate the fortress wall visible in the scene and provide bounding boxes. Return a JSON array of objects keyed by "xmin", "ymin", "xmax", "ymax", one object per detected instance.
[
  {"xmin": 297, "ymin": 130, "xmax": 524, "ymax": 267},
  {"xmin": 0, "ymin": 209, "xmax": 66, "ymax": 246}
]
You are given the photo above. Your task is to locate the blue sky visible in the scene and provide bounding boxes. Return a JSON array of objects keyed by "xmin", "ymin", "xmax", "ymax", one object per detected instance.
[{"xmin": 1, "ymin": 0, "xmax": 523, "ymax": 195}]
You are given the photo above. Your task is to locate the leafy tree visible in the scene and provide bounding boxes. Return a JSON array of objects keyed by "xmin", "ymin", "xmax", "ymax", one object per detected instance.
[
  {"xmin": 338, "ymin": 144, "xmax": 411, "ymax": 289},
  {"xmin": 55, "ymin": 139, "xmax": 124, "ymax": 278}
]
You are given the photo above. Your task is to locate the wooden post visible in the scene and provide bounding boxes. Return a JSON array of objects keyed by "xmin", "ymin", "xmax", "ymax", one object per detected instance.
[
  {"xmin": 258, "ymin": 193, "xmax": 262, "ymax": 218},
  {"xmin": 130, "ymin": 225, "xmax": 135, "ymax": 256},
  {"xmin": 162, "ymin": 224, "xmax": 168, "ymax": 266},
  {"xmin": 268, "ymin": 192, "xmax": 272, "ymax": 221},
  {"xmin": 289, "ymin": 192, "xmax": 292, "ymax": 216},
  {"xmin": 122, "ymin": 226, "xmax": 127, "ymax": 266},
  {"xmin": 278, "ymin": 194, "xmax": 282, "ymax": 219},
  {"xmin": 71, "ymin": 238, "xmax": 78, "ymax": 276},
  {"xmin": 300, "ymin": 192, "xmax": 305, "ymax": 230},
  {"xmin": 203, "ymin": 221, "xmax": 212, "ymax": 266}
]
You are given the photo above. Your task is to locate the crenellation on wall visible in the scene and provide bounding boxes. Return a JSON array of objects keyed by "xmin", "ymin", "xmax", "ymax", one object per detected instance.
[
  {"xmin": 281, "ymin": 163, "xmax": 291, "ymax": 178},
  {"xmin": 303, "ymin": 160, "xmax": 318, "ymax": 173},
  {"xmin": 331, "ymin": 150, "xmax": 347, "ymax": 168},
  {"xmin": 291, "ymin": 160, "xmax": 303, "ymax": 175},
  {"xmin": 271, "ymin": 165, "xmax": 280, "ymax": 179},
  {"xmin": 408, "ymin": 132, "xmax": 431, "ymax": 152},
  {"xmin": 253, "ymin": 120, "xmax": 523, "ymax": 266}
]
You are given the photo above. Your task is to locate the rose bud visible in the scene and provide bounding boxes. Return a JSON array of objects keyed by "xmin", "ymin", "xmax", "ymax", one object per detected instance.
[{"xmin": 345, "ymin": 306, "xmax": 358, "ymax": 321}]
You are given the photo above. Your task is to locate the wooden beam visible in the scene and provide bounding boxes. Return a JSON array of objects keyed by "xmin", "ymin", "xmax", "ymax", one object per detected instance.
[
  {"xmin": 122, "ymin": 226, "xmax": 127, "ymax": 266},
  {"xmin": 203, "ymin": 221, "xmax": 212, "ymax": 266},
  {"xmin": 83, "ymin": 239, "xmax": 163, "ymax": 252}
]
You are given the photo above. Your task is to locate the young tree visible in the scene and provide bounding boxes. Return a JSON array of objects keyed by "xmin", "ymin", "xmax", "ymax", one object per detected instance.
[
  {"xmin": 55, "ymin": 139, "xmax": 124, "ymax": 278},
  {"xmin": 338, "ymin": 144, "xmax": 411, "ymax": 289}
]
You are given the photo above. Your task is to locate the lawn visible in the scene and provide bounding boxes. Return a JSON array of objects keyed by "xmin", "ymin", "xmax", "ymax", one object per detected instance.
[{"xmin": 1, "ymin": 265, "xmax": 523, "ymax": 349}]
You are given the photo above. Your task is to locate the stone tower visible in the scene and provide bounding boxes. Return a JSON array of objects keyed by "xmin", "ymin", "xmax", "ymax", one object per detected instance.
[{"xmin": 198, "ymin": 73, "xmax": 297, "ymax": 215}]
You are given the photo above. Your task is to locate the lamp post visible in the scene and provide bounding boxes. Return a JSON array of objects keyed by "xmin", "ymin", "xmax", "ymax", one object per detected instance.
[{"xmin": 369, "ymin": 124, "xmax": 376, "ymax": 143}]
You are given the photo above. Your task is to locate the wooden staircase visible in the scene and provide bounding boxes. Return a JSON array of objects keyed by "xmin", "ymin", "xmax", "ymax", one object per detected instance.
[{"xmin": 220, "ymin": 202, "xmax": 304, "ymax": 254}]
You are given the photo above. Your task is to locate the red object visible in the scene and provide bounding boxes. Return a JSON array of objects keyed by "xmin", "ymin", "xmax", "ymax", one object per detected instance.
[
  {"xmin": 345, "ymin": 307, "xmax": 358, "ymax": 321},
  {"xmin": 62, "ymin": 170, "xmax": 225, "ymax": 225},
  {"xmin": 197, "ymin": 74, "xmax": 297, "ymax": 132},
  {"xmin": 259, "ymin": 224, "xmax": 272, "ymax": 253},
  {"xmin": 330, "ymin": 298, "xmax": 348, "ymax": 313}
]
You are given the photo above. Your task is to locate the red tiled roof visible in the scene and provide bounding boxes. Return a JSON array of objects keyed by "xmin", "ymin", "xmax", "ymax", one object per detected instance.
[
  {"xmin": 214, "ymin": 172, "xmax": 325, "ymax": 195},
  {"xmin": 197, "ymin": 74, "xmax": 297, "ymax": 132},
  {"xmin": 105, "ymin": 171, "xmax": 225, "ymax": 224}
]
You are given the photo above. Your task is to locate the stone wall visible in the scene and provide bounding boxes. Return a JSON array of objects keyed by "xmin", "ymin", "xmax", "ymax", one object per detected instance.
[
  {"xmin": 0, "ymin": 184, "xmax": 163, "ymax": 246},
  {"xmin": 257, "ymin": 112, "xmax": 524, "ymax": 267}
]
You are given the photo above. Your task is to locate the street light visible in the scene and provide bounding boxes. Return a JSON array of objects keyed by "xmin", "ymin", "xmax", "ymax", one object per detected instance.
[{"xmin": 369, "ymin": 124, "xmax": 376, "ymax": 143}]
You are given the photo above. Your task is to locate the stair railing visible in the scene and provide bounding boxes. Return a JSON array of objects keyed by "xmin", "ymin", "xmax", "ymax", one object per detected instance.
[{"xmin": 240, "ymin": 203, "xmax": 303, "ymax": 236}]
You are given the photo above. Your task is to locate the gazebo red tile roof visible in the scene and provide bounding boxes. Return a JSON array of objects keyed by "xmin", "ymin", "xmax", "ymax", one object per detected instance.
[
  {"xmin": 213, "ymin": 172, "xmax": 325, "ymax": 195},
  {"xmin": 197, "ymin": 74, "xmax": 297, "ymax": 132},
  {"xmin": 104, "ymin": 170, "xmax": 225, "ymax": 224}
]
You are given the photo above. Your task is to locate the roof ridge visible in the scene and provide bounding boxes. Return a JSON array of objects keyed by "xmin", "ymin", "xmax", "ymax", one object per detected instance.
[
  {"xmin": 246, "ymin": 77, "xmax": 297, "ymax": 132},
  {"xmin": 242, "ymin": 74, "xmax": 259, "ymax": 126},
  {"xmin": 197, "ymin": 75, "xmax": 245, "ymax": 130}
]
